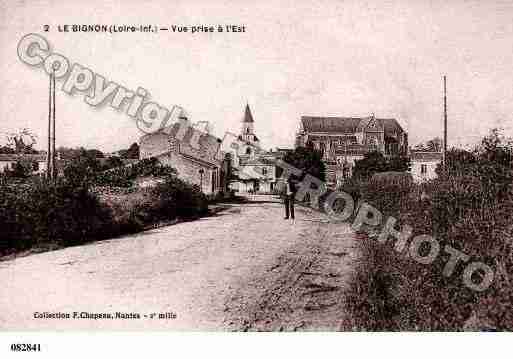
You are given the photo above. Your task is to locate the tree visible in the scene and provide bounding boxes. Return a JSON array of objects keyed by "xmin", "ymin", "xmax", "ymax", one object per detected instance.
[
  {"xmin": 436, "ymin": 148, "xmax": 477, "ymax": 178},
  {"xmin": 56, "ymin": 146, "xmax": 81, "ymax": 160},
  {"xmin": 4, "ymin": 158, "xmax": 36, "ymax": 178},
  {"xmin": 280, "ymin": 146, "xmax": 326, "ymax": 181},
  {"xmin": 57, "ymin": 147, "xmax": 104, "ymax": 160},
  {"xmin": 85, "ymin": 149, "xmax": 104, "ymax": 158},
  {"xmin": 5, "ymin": 129, "xmax": 38, "ymax": 154},
  {"xmin": 63, "ymin": 149, "xmax": 102, "ymax": 186},
  {"xmin": 103, "ymin": 156, "xmax": 124, "ymax": 170},
  {"xmin": 479, "ymin": 128, "xmax": 512, "ymax": 168},
  {"xmin": 436, "ymin": 129, "xmax": 513, "ymax": 197},
  {"xmin": 353, "ymin": 151, "xmax": 411, "ymax": 179},
  {"xmin": 119, "ymin": 143, "xmax": 139, "ymax": 159},
  {"xmin": 426, "ymin": 137, "xmax": 442, "ymax": 152},
  {"xmin": 0, "ymin": 146, "xmax": 15, "ymax": 154},
  {"xmin": 413, "ymin": 137, "xmax": 442, "ymax": 152},
  {"xmin": 353, "ymin": 151, "xmax": 388, "ymax": 179}
]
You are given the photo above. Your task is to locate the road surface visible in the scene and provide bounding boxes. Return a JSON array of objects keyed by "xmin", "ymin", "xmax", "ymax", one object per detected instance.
[{"xmin": 0, "ymin": 195, "xmax": 358, "ymax": 330}]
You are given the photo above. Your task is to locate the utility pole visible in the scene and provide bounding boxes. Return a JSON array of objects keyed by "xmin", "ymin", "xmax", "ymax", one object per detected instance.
[
  {"xmin": 52, "ymin": 68, "xmax": 56, "ymax": 179},
  {"xmin": 46, "ymin": 68, "xmax": 52, "ymax": 179},
  {"xmin": 443, "ymin": 75, "xmax": 448, "ymax": 169},
  {"xmin": 46, "ymin": 69, "xmax": 57, "ymax": 181}
]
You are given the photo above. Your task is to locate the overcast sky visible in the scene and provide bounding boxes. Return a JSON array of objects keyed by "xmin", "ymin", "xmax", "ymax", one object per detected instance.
[{"xmin": 1, "ymin": 0, "xmax": 513, "ymax": 152}]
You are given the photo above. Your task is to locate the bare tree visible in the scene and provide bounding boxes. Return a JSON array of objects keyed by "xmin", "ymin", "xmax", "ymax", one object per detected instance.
[
  {"xmin": 4, "ymin": 128, "xmax": 38, "ymax": 154},
  {"xmin": 413, "ymin": 137, "xmax": 442, "ymax": 152}
]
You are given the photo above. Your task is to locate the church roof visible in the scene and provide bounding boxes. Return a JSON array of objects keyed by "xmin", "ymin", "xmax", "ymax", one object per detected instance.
[
  {"xmin": 243, "ymin": 104, "xmax": 254, "ymax": 123},
  {"xmin": 301, "ymin": 116, "xmax": 405, "ymax": 135}
]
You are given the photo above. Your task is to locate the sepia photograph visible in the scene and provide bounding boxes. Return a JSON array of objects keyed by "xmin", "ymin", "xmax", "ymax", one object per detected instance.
[{"xmin": 0, "ymin": 0, "xmax": 512, "ymax": 356}]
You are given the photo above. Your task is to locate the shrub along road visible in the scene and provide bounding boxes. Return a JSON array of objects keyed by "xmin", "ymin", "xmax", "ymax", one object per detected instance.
[{"xmin": 0, "ymin": 195, "xmax": 359, "ymax": 330}]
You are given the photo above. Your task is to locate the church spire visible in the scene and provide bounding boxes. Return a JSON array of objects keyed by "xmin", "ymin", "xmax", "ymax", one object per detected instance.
[
  {"xmin": 241, "ymin": 104, "xmax": 258, "ymax": 143},
  {"xmin": 243, "ymin": 103, "xmax": 254, "ymax": 123}
]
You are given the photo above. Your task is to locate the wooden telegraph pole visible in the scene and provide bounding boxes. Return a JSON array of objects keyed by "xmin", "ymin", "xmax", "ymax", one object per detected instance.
[
  {"xmin": 46, "ymin": 69, "xmax": 57, "ymax": 180},
  {"xmin": 443, "ymin": 75, "xmax": 448, "ymax": 169},
  {"xmin": 52, "ymin": 68, "xmax": 56, "ymax": 179},
  {"xmin": 46, "ymin": 70, "xmax": 52, "ymax": 179}
]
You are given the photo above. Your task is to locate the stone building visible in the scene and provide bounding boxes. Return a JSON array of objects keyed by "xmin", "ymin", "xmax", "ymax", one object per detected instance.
[
  {"xmin": 295, "ymin": 114, "xmax": 408, "ymax": 186},
  {"xmin": 139, "ymin": 118, "xmax": 229, "ymax": 195},
  {"xmin": 409, "ymin": 151, "xmax": 442, "ymax": 182},
  {"xmin": 228, "ymin": 105, "xmax": 280, "ymax": 194}
]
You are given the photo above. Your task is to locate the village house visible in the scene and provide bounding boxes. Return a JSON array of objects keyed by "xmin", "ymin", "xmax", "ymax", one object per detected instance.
[
  {"xmin": 295, "ymin": 114, "xmax": 408, "ymax": 186},
  {"xmin": 139, "ymin": 115, "xmax": 229, "ymax": 195},
  {"xmin": 0, "ymin": 153, "xmax": 48, "ymax": 175},
  {"xmin": 409, "ymin": 151, "xmax": 442, "ymax": 182}
]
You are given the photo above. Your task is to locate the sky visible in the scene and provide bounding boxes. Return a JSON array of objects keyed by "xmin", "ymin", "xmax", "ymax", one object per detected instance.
[{"xmin": 1, "ymin": 0, "xmax": 513, "ymax": 152}]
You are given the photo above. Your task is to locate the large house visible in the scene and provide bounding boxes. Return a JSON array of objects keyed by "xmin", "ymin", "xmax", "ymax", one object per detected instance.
[
  {"xmin": 295, "ymin": 114, "xmax": 408, "ymax": 186},
  {"xmin": 139, "ymin": 115, "xmax": 229, "ymax": 195}
]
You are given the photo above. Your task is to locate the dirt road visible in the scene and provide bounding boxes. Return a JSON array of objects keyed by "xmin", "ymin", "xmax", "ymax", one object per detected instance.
[{"xmin": 0, "ymin": 195, "xmax": 358, "ymax": 330}]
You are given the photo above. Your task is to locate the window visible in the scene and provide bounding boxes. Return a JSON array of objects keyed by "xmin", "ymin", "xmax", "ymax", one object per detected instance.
[
  {"xmin": 421, "ymin": 164, "xmax": 427, "ymax": 175},
  {"xmin": 262, "ymin": 167, "xmax": 268, "ymax": 176},
  {"xmin": 212, "ymin": 170, "xmax": 216, "ymax": 193},
  {"xmin": 246, "ymin": 147, "xmax": 251, "ymax": 155},
  {"xmin": 319, "ymin": 142, "xmax": 326, "ymax": 157}
]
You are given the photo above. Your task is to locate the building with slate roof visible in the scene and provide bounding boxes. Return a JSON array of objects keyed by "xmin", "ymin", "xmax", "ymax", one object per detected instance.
[{"xmin": 295, "ymin": 114, "xmax": 408, "ymax": 186}]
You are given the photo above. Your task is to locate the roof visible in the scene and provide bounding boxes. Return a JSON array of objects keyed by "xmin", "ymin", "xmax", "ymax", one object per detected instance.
[
  {"xmin": 410, "ymin": 151, "xmax": 442, "ymax": 161},
  {"xmin": 239, "ymin": 156, "xmax": 276, "ymax": 166},
  {"xmin": 0, "ymin": 154, "xmax": 46, "ymax": 162},
  {"xmin": 300, "ymin": 116, "xmax": 405, "ymax": 135},
  {"xmin": 243, "ymin": 104, "xmax": 254, "ymax": 123},
  {"xmin": 142, "ymin": 123, "xmax": 222, "ymax": 165}
]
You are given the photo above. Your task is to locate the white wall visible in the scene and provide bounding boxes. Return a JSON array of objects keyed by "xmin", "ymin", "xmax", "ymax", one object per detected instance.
[
  {"xmin": 411, "ymin": 160, "xmax": 440, "ymax": 182},
  {"xmin": 0, "ymin": 160, "xmax": 47, "ymax": 174}
]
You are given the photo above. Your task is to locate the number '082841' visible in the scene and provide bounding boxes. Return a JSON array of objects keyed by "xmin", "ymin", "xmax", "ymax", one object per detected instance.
[{"xmin": 10, "ymin": 343, "xmax": 41, "ymax": 352}]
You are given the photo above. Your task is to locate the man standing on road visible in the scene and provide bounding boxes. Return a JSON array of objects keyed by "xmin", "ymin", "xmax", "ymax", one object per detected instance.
[{"xmin": 284, "ymin": 177, "xmax": 296, "ymax": 220}]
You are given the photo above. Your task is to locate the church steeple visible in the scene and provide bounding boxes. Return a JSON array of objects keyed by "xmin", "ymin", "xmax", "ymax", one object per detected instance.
[
  {"xmin": 243, "ymin": 103, "xmax": 254, "ymax": 123},
  {"xmin": 241, "ymin": 104, "xmax": 258, "ymax": 143}
]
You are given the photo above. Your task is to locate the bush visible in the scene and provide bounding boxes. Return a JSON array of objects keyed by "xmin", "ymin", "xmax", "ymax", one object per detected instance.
[
  {"xmin": 0, "ymin": 159, "xmax": 210, "ymax": 257},
  {"xmin": 353, "ymin": 151, "xmax": 411, "ymax": 180},
  {"xmin": 2, "ymin": 159, "xmax": 37, "ymax": 178},
  {"xmin": 343, "ymin": 129, "xmax": 513, "ymax": 330},
  {"xmin": 0, "ymin": 178, "xmax": 115, "ymax": 254},
  {"xmin": 150, "ymin": 176, "xmax": 208, "ymax": 220},
  {"xmin": 280, "ymin": 146, "xmax": 326, "ymax": 182},
  {"xmin": 94, "ymin": 157, "xmax": 176, "ymax": 187}
]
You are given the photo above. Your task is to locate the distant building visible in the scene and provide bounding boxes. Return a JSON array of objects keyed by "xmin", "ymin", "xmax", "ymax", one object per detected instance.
[
  {"xmin": 410, "ymin": 151, "xmax": 442, "ymax": 182},
  {"xmin": 228, "ymin": 105, "xmax": 280, "ymax": 194},
  {"xmin": 0, "ymin": 153, "xmax": 48, "ymax": 175},
  {"xmin": 139, "ymin": 115, "xmax": 229, "ymax": 195},
  {"xmin": 295, "ymin": 114, "xmax": 408, "ymax": 186}
]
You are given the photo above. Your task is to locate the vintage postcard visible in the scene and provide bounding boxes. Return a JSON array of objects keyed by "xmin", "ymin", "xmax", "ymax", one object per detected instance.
[{"xmin": 0, "ymin": 0, "xmax": 512, "ymax": 356}]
